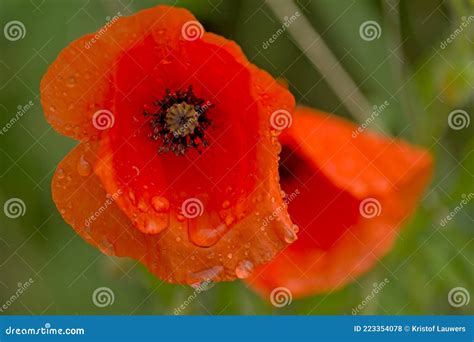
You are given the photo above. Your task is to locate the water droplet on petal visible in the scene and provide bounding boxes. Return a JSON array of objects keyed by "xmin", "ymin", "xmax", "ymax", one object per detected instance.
[
  {"xmin": 137, "ymin": 198, "xmax": 149, "ymax": 212},
  {"xmin": 235, "ymin": 260, "xmax": 254, "ymax": 279},
  {"xmin": 56, "ymin": 168, "xmax": 65, "ymax": 179},
  {"xmin": 188, "ymin": 220, "xmax": 227, "ymax": 247},
  {"xmin": 151, "ymin": 196, "xmax": 170, "ymax": 213},
  {"xmin": 128, "ymin": 190, "xmax": 137, "ymax": 205},
  {"xmin": 77, "ymin": 155, "xmax": 92, "ymax": 176},
  {"xmin": 224, "ymin": 214, "xmax": 234, "ymax": 226},
  {"xmin": 283, "ymin": 226, "xmax": 298, "ymax": 243},
  {"xmin": 142, "ymin": 214, "xmax": 169, "ymax": 234},
  {"xmin": 221, "ymin": 200, "xmax": 230, "ymax": 209},
  {"xmin": 66, "ymin": 76, "xmax": 76, "ymax": 88},
  {"xmin": 187, "ymin": 265, "xmax": 223, "ymax": 284}
]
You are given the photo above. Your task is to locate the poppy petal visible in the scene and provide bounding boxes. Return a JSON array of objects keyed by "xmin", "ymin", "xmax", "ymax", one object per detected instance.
[
  {"xmin": 45, "ymin": 5, "xmax": 297, "ymax": 284},
  {"xmin": 247, "ymin": 107, "xmax": 433, "ymax": 298},
  {"xmin": 40, "ymin": 6, "xmax": 196, "ymax": 141}
]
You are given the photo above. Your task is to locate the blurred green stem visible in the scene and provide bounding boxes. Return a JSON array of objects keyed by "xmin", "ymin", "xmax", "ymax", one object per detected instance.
[{"xmin": 266, "ymin": 0, "xmax": 373, "ymax": 124}]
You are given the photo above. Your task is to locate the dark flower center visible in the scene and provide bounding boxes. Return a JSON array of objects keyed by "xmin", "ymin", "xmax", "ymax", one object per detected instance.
[{"xmin": 145, "ymin": 86, "xmax": 213, "ymax": 155}]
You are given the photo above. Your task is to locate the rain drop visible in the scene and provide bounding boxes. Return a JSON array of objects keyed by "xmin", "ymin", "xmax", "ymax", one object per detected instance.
[
  {"xmin": 77, "ymin": 155, "xmax": 91, "ymax": 177},
  {"xmin": 235, "ymin": 260, "xmax": 254, "ymax": 279},
  {"xmin": 66, "ymin": 76, "xmax": 76, "ymax": 88},
  {"xmin": 151, "ymin": 196, "xmax": 170, "ymax": 213},
  {"xmin": 56, "ymin": 168, "xmax": 65, "ymax": 179}
]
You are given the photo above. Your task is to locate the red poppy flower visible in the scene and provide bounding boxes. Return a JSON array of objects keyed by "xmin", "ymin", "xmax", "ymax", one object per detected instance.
[
  {"xmin": 247, "ymin": 107, "xmax": 433, "ymax": 298},
  {"xmin": 40, "ymin": 5, "xmax": 296, "ymax": 284}
]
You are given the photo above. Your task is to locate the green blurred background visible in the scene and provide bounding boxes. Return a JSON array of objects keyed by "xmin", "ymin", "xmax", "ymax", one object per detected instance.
[{"xmin": 0, "ymin": 0, "xmax": 473, "ymax": 315}]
